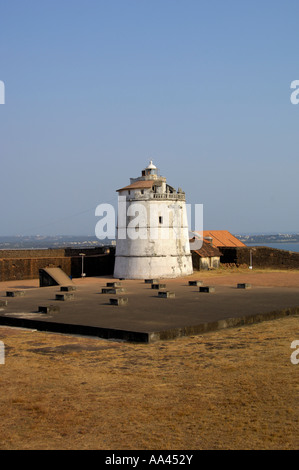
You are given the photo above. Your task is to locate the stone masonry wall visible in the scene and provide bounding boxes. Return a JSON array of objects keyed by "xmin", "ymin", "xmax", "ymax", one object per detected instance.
[
  {"xmin": 0, "ymin": 247, "xmax": 115, "ymax": 282},
  {"xmin": 220, "ymin": 246, "xmax": 299, "ymax": 269}
]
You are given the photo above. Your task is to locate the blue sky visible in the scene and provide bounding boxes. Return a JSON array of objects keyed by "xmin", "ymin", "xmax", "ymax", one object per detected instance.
[{"xmin": 1, "ymin": 0, "xmax": 299, "ymax": 236}]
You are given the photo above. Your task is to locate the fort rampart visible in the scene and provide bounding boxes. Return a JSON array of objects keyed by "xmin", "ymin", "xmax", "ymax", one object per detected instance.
[
  {"xmin": 220, "ymin": 246, "xmax": 299, "ymax": 269},
  {"xmin": 1, "ymin": 245, "xmax": 299, "ymax": 282},
  {"xmin": 0, "ymin": 247, "xmax": 115, "ymax": 281}
]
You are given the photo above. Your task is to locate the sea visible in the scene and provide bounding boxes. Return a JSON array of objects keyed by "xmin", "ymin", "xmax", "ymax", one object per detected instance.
[{"xmin": 246, "ymin": 242, "xmax": 299, "ymax": 253}]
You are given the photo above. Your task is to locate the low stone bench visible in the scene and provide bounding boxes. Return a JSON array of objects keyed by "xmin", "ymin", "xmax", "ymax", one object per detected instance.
[
  {"xmin": 158, "ymin": 291, "xmax": 175, "ymax": 298},
  {"xmin": 55, "ymin": 293, "xmax": 75, "ymax": 301},
  {"xmin": 237, "ymin": 283, "xmax": 252, "ymax": 289},
  {"xmin": 0, "ymin": 300, "xmax": 8, "ymax": 307},
  {"xmin": 60, "ymin": 286, "xmax": 76, "ymax": 292},
  {"xmin": 102, "ymin": 288, "xmax": 126, "ymax": 294},
  {"xmin": 6, "ymin": 290, "xmax": 25, "ymax": 297},
  {"xmin": 151, "ymin": 283, "xmax": 166, "ymax": 290},
  {"xmin": 199, "ymin": 286, "xmax": 215, "ymax": 293},
  {"xmin": 145, "ymin": 279, "xmax": 159, "ymax": 284},
  {"xmin": 106, "ymin": 282, "xmax": 122, "ymax": 288},
  {"xmin": 38, "ymin": 305, "xmax": 60, "ymax": 314},
  {"xmin": 109, "ymin": 297, "xmax": 128, "ymax": 306},
  {"xmin": 189, "ymin": 280, "xmax": 203, "ymax": 286}
]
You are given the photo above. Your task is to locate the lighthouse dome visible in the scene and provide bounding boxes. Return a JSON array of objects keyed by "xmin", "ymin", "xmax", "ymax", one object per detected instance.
[
  {"xmin": 146, "ymin": 160, "xmax": 157, "ymax": 170},
  {"xmin": 143, "ymin": 160, "xmax": 158, "ymax": 177}
]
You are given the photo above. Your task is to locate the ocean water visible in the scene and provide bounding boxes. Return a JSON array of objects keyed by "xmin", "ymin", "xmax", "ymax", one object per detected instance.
[{"xmin": 246, "ymin": 242, "xmax": 299, "ymax": 253}]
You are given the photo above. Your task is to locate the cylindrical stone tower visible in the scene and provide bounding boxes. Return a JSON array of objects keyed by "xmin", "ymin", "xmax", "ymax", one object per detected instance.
[{"xmin": 113, "ymin": 161, "xmax": 193, "ymax": 279}]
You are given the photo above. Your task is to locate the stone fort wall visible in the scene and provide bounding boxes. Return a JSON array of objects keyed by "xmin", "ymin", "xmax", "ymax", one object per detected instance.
[
  {"xmin": 2, "ymin": 245, "xmax": 298, "ymax": 281},
  {"xmin": 0, "ymin": 247, "xmax": 115, "ymax": 282},
  {"xmin": 220, "ymin": 246, "xmax": 299, "ymax": 269}
]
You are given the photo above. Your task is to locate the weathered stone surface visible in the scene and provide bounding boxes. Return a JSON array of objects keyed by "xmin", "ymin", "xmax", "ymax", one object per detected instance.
[
  {"xmin": 6, "ymin": 290, "xmax": 25, "ymax": 297},
  {"xmin": 55, "ymin": 293, "xmax": 74, "ymax": 301},
  {"xmin": 151, "ymin": 283, "xmax": 166, "ymax": 289},
  {"xmin": 102, "ymin": 288, "xmax": 126, "ymax": 294},
  {"xmin": 189, "ymin": 280, "xmax": 203, "ymax": 286},
  {"xmin": 110, "ymin": 297, "xmax": 128, "ymax": 306},
  {"xmin": 199, "ymin": 286, "xmax": 215, "ymax": 293},
  {"xmin": 106, "ymin": 282, "xmax": 122, "ymax": 288},
  {"xmin": 39, "ymin": 267, "xmax": 74, "ymax": 288},
  {"xmin": 0, "ymin": 247, "xmax": 115, "ymax": 282},
  {"xmin": 38, "ymin": 305, "xmax": 60, "ymax": 314},
  {"xmin": 60, "ymin": 285, "xmax": 76, "ymax": 292},
  {"xmin": 0, "ymin": 300, "xmax": 8, "ymax": 307},
  {"xmin": 220, "ymin": 246, "xmax": 299, "ymax": 269},
  {"xmin": 158, "ymin": 291, "xmax": 175, "ymax": 298}
]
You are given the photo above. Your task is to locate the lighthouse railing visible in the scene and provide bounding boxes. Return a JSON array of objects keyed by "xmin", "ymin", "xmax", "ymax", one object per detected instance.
[{"xmin": 151, "ymin": 193, "xmax": 185, "ymax": 201}]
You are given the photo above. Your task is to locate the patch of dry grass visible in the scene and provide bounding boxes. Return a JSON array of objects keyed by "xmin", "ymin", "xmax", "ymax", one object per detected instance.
[{"xmin": 0, "ymin": 312, "xmax": 299, "ymax": 450}]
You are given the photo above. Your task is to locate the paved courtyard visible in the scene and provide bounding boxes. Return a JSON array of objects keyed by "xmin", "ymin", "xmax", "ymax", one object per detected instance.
[{"xmin": 1, "ymin": 272, "xmax": 299, "ymax": 342}]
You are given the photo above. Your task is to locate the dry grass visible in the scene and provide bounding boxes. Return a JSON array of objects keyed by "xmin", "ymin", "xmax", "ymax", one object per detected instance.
[
  {"xmin": 0, "ymin": 314, "xmax": 299, "ymax": 450},
  {"xmin": 1, "ymin": 268, "xmax": 299, "ymax": 450}
]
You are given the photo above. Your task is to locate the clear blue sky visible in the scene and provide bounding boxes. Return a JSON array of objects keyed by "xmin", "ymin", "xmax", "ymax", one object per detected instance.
[{"xmin": 1, "ymin": 0, "xmax": 299, "ymax": 236}]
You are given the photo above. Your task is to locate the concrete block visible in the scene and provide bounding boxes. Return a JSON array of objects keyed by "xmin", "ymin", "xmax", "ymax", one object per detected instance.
[
  {"xmin": 102, "ymin": 288, "xmax": 113, "ymax": 294},
  {"xmin": 109, "ymin": 297, "xmax": 128, "ymax": 306},
  {"xmin": 6, "ymin": 290, "xmax": 25, "ymax": 297},
  {"xmin": 55, "ymin": 293, "xmax": 75, "ymax": 301},
  {"xmin": 60, "ymin": 285, "xmax": 76, "ymax": 292},
  {"xmin": 151, "ymin": 283, "xmax": 166, "ymax": 289},
  {"xmin": 199, "ymin": 286, "xmax": 215, "ymax": 293},
  {"xmin": 102, "ymin": 288, "xmax": 126, "ymax": 294},
  {"xmin": 106, "ymin": 282, "xmax": 122, "ymax": 288},
  {"xmin": 158, "ymin": 291, "xmax": 175, "ymax": 298},
  {"xmin": 189, "ymin": 280, "xmax": 203, "ymax": 286},
  {"xmin": 38, "ymin": 305, "xmax": 60, "ymax": 314},
  {"xmin": 0, "ymin": 300, "xmax": 8, "ymax": 307},
  {"xmin": 237, "ymin": 283, "xmax": 252, "ymax": 289},
  {"xmin": 145, "ymin": 279, "xmax": 159, "ymax": 284}
]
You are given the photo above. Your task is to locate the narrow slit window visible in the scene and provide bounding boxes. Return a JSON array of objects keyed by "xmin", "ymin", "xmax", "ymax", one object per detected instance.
[{"xmin": 159, "ymin": 216, "xmax": 163, "ymax": 224}]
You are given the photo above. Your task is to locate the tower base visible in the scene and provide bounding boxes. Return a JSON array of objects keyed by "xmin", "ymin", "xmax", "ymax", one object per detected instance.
[{"xmin": 113, "ymin": 255, "xmax": 193, "ymax": 280}]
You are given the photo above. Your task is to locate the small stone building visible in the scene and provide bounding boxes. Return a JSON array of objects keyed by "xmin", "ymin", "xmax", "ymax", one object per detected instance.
[
  {"xmin": 190, "ymin": 238, "xmax": 221, "ymax": 271},
  {"xmin": 190, "ymin": 230, "xmax": 245, "ymax": 270}
]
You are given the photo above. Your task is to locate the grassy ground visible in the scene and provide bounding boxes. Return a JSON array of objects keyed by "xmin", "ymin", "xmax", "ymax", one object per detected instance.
[{"xmin": 0, "ymin": 268, "xmax": 299, "ymax": 450}]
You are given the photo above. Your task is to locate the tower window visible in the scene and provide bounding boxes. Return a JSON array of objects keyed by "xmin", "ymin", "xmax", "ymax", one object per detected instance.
[{"xmin": 159, "ymin": 216, "xmax": 163, "ymax": 224}]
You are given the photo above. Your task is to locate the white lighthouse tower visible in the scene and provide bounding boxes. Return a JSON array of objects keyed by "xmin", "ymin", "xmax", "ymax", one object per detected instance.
[{"xmin": 113, "ymin": 161, "xmax": 193, "ymax": 279}]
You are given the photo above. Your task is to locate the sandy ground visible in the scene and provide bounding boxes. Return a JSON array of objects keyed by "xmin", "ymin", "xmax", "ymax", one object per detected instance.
[{"xmin": 0, "ymin": 268, "xmax": 299, "ymax": 450}]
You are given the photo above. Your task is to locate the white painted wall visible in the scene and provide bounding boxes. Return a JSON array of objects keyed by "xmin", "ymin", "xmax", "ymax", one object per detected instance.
[{"xmin": 114, "ymin": 193, "xmax": 193, "ymax": 279}]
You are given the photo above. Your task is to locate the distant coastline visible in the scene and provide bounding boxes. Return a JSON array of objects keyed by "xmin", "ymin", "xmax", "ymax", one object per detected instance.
[
  {"xmin": 0, "ymin": 235, "xmax": 115, "ymax": 250},
  {"xmin": 236, "ymin": 233, "xmax": 299, "ymax": 253},
  {"xmin": 1, "ymin": 234, "xmax": 299, "ymax": 253},
  {"xmin": 246, "ymin": 242, "xmax": 299, "ymax": 253}
]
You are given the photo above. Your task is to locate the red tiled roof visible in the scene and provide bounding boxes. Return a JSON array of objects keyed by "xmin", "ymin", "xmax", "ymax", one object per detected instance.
[
  {"xmin": 116, "ymin": 180, "xmax": 154, "ymax": 192},
  {"xmin": 193, "ymin": 230, "xmax": 246, "ymax": 247},
  {"xmin": 193, "ymin": 239, "xmax": 222, "ymax": 257}
]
